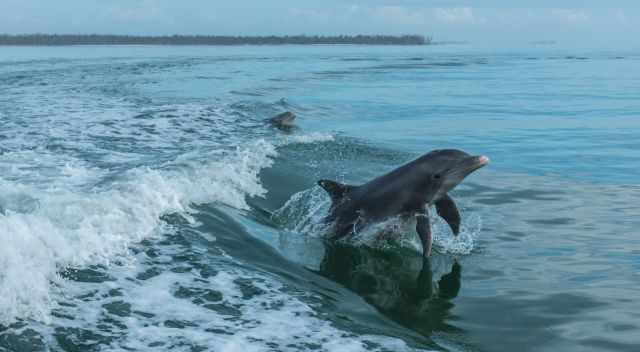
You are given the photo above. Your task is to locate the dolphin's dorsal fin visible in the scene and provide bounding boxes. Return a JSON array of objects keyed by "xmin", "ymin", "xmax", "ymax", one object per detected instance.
[
  {"xmin": 435, "ymin": 194, "xmax": 461, "ymax": 236},
  {"xmin": 318, "ymin": 179, "xmax": 355, "ymax": 203}
]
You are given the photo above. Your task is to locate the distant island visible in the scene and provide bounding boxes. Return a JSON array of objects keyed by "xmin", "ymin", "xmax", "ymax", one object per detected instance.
[{"xmin": 0, "ymin": 34, "xmax": 430, "ymax": 46}]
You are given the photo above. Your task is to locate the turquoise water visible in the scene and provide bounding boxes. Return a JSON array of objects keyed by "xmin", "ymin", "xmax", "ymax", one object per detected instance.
[{"xmin": 0, "ymin": 45, "xmax": 639, "ymax": 351}]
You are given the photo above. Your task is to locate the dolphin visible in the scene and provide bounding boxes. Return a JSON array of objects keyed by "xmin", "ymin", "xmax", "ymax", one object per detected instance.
[
  {"xmin": 317, "ymin": 149, "xmax": 489, "ymax": 257},
  {"xmin": 266, "ymin": 111, "xmax": 296, "ymax": 130}
]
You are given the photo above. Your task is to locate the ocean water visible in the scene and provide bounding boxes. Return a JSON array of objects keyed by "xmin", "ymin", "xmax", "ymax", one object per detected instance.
[{"xmin": 0, "ymin": 44, "xmax": 639, "ymax": 352}]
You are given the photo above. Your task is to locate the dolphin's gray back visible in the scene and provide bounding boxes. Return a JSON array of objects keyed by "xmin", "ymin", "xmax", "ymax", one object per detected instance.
[{"xmin": 354, "ymin": 160, "xmax": 427, "ymax": 217}]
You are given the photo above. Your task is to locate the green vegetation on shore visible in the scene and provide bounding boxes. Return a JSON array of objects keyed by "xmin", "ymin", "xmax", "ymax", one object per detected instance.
[{"xmin": 0, "ymin": 34, "xmax": 430, "ymax": 46}]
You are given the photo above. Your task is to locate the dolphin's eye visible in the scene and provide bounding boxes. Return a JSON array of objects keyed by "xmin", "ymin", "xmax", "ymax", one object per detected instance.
[{"xmin": 433, "ymin": 174, "xmax": 441, "ymax": 180}]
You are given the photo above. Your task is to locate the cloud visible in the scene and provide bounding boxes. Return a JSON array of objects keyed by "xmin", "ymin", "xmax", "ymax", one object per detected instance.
[
  {"xmin": 369, "ymin": 5, "xmax": 429, "ymax": 25},
  {"xmin": 107, "ymin": 0, "xmax": 165, "ymax": 22},
  {"xmin": 288, "ymin": 8, "xmax": 330, "ymax": 22},
  {"xmin": 614, "ymin": 9, "xmax": 628, "ymax": 24},
  {"xmin": 434, "ymin": 7, "xmax": 472, "ymax": 23},
  {"xmin": 550, "ymin": 9, "xmax": 590, "ymax": 23},
  {"xmin": 434, "ymin": 7, "xmax": 481, "ymax": 24},
  {"xmin": 1, "ymin": 0, "xmax": 639, "ymax": 46}
]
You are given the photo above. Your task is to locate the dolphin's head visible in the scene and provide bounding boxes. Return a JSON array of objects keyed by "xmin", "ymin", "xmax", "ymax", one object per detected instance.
[
  {"xmin": 269, "ymin": 111, "xmax": 296, "ymax": 127},
  {"xmin": 416, "ymin": 149, "xmax": 489, "ymax": 203}
]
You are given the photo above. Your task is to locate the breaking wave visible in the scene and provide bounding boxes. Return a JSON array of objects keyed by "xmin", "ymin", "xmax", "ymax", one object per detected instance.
[{"xmin": 0, "ymin": 140, "xmax": 276, "ymax": 324}]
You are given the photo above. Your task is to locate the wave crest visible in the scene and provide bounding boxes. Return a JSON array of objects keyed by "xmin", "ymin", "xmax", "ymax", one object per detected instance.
[{"xmin": 0, "ymin": 140, "xmax": 276, "ymax": 324}]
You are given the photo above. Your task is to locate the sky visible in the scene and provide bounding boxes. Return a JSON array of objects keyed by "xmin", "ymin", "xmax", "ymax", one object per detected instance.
[{"xmin": 1, "ymin": 0, "xmax": 639, "ymax": 47}]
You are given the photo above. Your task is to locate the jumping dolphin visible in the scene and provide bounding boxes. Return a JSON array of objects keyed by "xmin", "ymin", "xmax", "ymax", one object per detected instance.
[
  {"xmin": 266, "ymin": 111, "xmax": 296, "ymax": 130},
  {"xmin": 318, "ymin": 149, "xmax": 489, "ymax": 257}
]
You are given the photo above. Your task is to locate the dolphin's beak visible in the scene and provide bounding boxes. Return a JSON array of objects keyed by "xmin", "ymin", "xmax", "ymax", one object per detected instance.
[
  {"xmin": 432, "ymin": 155, "xmax": 489, "ymax": 201},
  {"xmin": 474, "ymin": 155, "xmax": 490, "ymax": 170},
  {"xmin": 443, "ymin": 155, "xmax": 490, "ymax": 186},
  {"xmin": 451, "ymin": 155, "xmax": 489, "ymax": 175}
]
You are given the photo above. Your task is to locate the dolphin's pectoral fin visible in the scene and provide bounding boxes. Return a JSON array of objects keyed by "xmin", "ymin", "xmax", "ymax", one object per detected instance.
[
  {"xmin": 317, "ymin": 180, "xmax": 356, "ymax": 203},
  {"xmin": 416, "ymin": 208, "xmax": 432, "ymax": 257},
  {"xmin": 435, "ymin": 194, "xmax": 461, "ymax": 236}
]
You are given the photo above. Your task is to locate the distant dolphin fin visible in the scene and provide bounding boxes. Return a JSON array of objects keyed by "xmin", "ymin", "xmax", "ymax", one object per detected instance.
[
  {"xmin": 435, "ymin": 194, "xmax": 461, "ymax": 236},
  {"xmin": 317, "ymin": 179, "xmax": 356, "ymax": 203}
]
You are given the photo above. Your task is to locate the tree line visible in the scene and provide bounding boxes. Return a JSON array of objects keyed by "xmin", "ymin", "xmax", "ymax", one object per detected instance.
[{"xmin": 0, "ymin": 34, "xmax": 430, "ymax": 46}]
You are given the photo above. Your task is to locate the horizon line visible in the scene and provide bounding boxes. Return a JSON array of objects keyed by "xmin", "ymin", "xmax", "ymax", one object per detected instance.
[{"xmin": 0, "ymin": 33, "xmax": 432, "ymax": 46}]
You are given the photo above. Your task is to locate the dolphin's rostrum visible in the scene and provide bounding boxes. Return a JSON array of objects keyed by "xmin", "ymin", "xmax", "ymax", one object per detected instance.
[{"xmin": 318, "ymin": 149, "xmax": 489, "ymax": 256}]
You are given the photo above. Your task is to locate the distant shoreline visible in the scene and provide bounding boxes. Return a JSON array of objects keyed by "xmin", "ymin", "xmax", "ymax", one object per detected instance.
[{"xmin": 0, "ymin": 34, "xmax": 430, "ymax": 46}]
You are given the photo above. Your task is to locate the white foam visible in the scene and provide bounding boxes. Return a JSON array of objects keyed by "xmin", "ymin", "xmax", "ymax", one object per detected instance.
[
  {"xmin": 0, "ymin": 140, "xmax": 276, "ymax": 324},
  {"xmin": 0, "ymin": 86, "xmax": 334, "ymax": 325},
  {"xmin": 280, "ymin": 132, "xmax": 335, "ymax": 145},
  {"xmin": 28, "ymin": 238, "xmax": 431, "ymax": 352}
]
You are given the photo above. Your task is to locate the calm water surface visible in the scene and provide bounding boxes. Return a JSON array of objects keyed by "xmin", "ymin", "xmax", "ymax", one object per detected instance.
[{"xmin": 0, "ymin": 45, "xmax": 639, "ymax": 351}]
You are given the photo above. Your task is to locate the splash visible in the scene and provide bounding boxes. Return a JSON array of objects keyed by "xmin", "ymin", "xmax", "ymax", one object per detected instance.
[
  {"xmin": 274, "ymin": 186, "xmax": 482, "ymax": 255},
  {"xmin": 431, "ymin": 209, "xmax": 482, "ymax": 255},
  {"xmin": 272, "ymin": 186, "xmax": 332, "ymax": 236}
]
